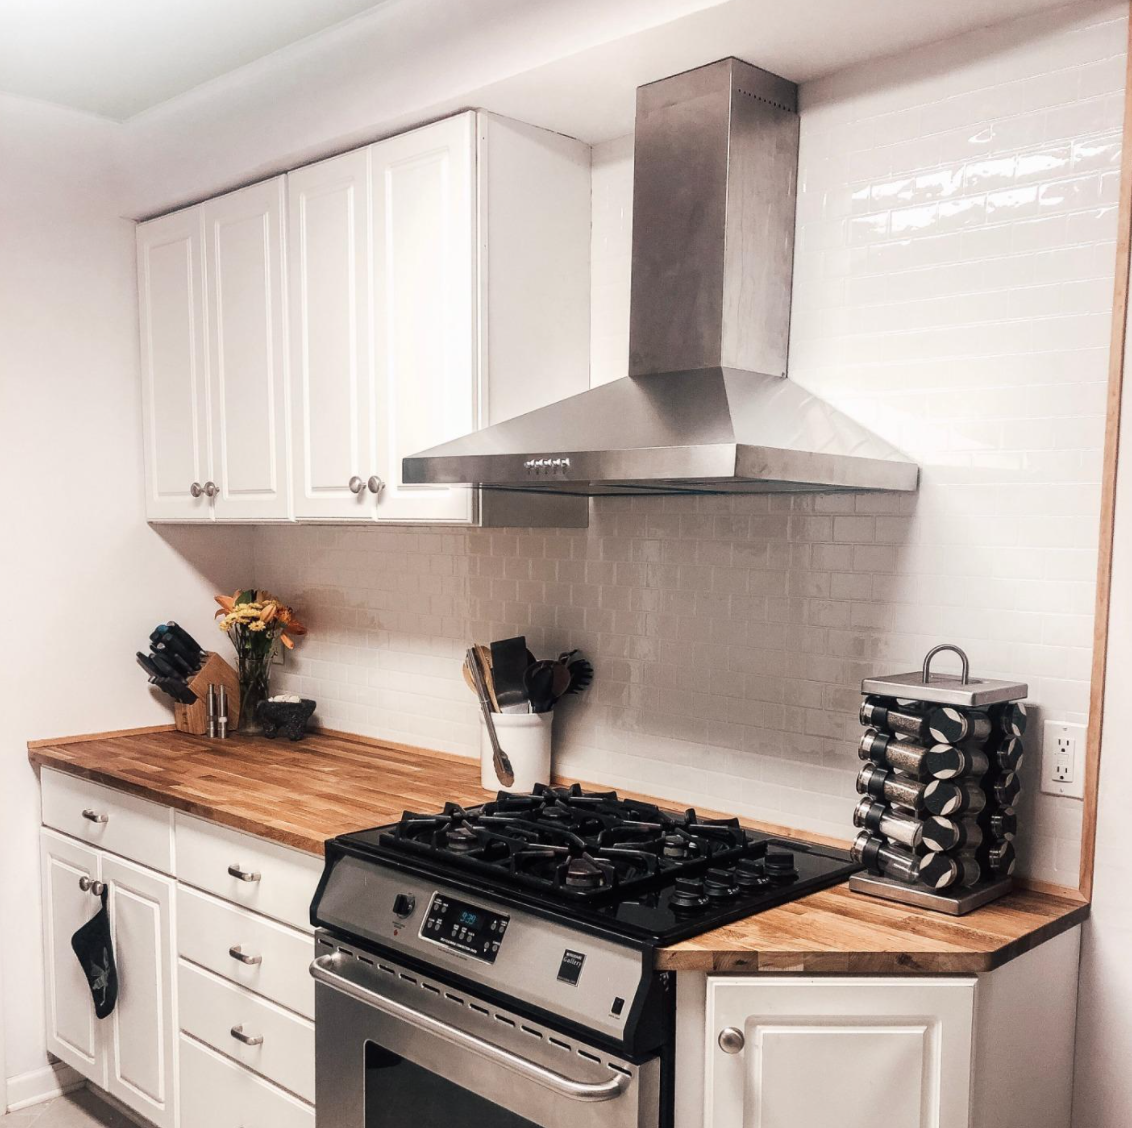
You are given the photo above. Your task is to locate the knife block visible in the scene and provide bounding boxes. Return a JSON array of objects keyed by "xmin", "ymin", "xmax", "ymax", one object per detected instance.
[{"xmin": 174, "ymin": 652, "xmax": 241, "ymax": 736}]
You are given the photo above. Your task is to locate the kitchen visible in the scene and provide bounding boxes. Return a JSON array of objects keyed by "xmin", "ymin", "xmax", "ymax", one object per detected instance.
[{"xmin": 1, "ymin": 0, "xmax": 1130, "ymax": 1126}]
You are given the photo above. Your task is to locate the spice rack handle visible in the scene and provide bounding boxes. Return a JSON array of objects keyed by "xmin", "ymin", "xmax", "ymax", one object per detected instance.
[{"xmin": 921, "ymin": 643, "xmax": 970, "ymax": 686}]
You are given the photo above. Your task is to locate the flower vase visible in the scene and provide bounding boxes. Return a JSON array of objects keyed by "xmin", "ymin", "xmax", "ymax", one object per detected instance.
[{"xmin": 237, "ymin": 652, "xmax": 273, "ymax": 734}]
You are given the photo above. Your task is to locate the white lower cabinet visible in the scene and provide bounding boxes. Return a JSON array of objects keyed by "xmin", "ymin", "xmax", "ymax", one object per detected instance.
[
  {"xmin": 40, "ymin": 777, "xmax": 320, "ymax": 1128},
  {"xmin": 41, "ymin": 830, "xmax": 106, "ymax": 1087},
  {"xmin": 39, "ymin": 830, "xmax": 177, "ymax": 1127},
  {"xmin": 101, "ymin": 855, "xmax": 178, "ymax": 1128},
  {"xmin": 180, "ymin": 1035, "xmax": 315, "ymax": 1128},
  {"xmin": 705, "ymin": 977, "xmax": 975, "ymax": 1128}
]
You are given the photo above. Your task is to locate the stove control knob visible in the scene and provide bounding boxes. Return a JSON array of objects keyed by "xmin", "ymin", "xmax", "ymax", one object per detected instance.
[
  {"xmin": 671, "ymin": 876, "xmax": 708, "ymax": 910},
  {"xmin": 718, "ymin": 1027, "xmax": 745, "ymax": 1054},
  {"xmin": 734, "ymin": 857, "xmax": 770, "ymax": 890},
  {"xmin": 765, "ymin": 849, "xmax": 798, "ymax": 880},
  {"xmin": 392, "ymin": 893, "xmax": 416, "ymax": 918}
]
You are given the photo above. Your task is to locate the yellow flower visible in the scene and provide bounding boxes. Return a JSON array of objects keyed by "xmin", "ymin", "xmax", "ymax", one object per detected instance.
[{"xmin": 248, "ymin": 620, "xmax": 267, "ymax": 632}]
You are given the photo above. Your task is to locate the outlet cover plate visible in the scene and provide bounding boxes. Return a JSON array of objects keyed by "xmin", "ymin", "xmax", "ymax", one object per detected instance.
[{"xmin": 1041, "ymin": 721, "xmax": 1086, "ymax": 799}]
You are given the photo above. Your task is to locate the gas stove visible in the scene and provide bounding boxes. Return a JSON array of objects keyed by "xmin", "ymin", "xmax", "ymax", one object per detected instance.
[
  {"xmin": 309, "ymin": 785, "xmax": 860, "ymax": 1128},
  {"xmin": 325, "ymin": 782, "xmax": 859, "ymax": 945}
]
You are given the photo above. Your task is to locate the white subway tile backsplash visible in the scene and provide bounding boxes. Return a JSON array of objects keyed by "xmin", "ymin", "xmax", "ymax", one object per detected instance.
[{"xmin": 252, "ymin": 3, "xmax": 1124, "ymax": 886}]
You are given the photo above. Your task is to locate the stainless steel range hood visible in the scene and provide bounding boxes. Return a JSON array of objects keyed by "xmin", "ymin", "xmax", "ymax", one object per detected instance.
[{"xmin": 404, "ymin": 58, "xmax": 918, "ymax": 499}]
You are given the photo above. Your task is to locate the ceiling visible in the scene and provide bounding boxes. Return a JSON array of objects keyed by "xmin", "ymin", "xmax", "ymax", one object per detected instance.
[{"xmin": 0, "ymin": 0, "xmax": 392, "ymax": 120}]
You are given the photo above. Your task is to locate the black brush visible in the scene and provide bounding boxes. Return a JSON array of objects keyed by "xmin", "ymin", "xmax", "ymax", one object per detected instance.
[{"xmin": 566, "ymin": 657, "xmax": 593, "ymax": 695}]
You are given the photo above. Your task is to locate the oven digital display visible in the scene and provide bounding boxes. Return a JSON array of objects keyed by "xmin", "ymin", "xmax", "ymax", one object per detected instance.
[{"xmin": 420, "ymin": 894, "xmax": 509, "ymax": 963}]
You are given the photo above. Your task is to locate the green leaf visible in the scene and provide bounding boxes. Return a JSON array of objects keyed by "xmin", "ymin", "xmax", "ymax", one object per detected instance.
[{"xmin": 235, "ymin": 589, "xmax": 256, "ymax": 606}]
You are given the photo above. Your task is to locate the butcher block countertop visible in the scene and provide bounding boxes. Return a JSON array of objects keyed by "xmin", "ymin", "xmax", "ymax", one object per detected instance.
[{"xmin": 28, "ymin": 727, "xmax": 1088, "ymax": 974}]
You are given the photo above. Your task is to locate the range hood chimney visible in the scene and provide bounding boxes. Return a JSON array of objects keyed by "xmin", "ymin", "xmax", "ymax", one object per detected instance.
[{"xmin": 403, "ymin": 58, "xmax": 918, "ymax": 499}]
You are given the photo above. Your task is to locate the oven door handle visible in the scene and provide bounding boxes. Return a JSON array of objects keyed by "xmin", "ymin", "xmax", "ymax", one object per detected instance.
[{"xmin": 310, "ymin": 954, "xmax": 630, "ymax": 1103}]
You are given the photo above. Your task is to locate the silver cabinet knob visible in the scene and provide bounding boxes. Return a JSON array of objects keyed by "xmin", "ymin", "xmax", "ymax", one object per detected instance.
[
  {"xmin": 190, "ymin": 482, "xmax": 204, "ymax": 498},
  {"xmin": 78, "ymin": 877, "xmax": 106, "ymax": 896},
  {"xmin": 82, "ymin": 808, "xmax": 109, "ymax": 824},
  {"xmin": 203, "ymin": 480, "xmax": 218, "ymax": 498},
  {"xmin": 227, "ymin": 864, "xmax": 261, "ymax": 883},
  {"xmin": 79, "ymin": 876, "xmax": 92, "ymax": 892},
  {"xmin": 367, "ymin": 476, "xmax": 384, "ymax": 495},
  {"xmin": 229, "ymin": 945, "xmax": 263, "ymax": 966},
  {"xmin": 718, "ymin": 1027, "xmax": 745, "ymax": 1054},
  {"xmin": 230, "ymin": 1024, "xmax": 263, "ymax": 1047},
  {"xmin": 348, "ymin": 475, "xmax": 365, "ymax": 494}
]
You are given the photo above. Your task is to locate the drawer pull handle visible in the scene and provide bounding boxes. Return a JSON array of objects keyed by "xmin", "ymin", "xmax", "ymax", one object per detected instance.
[
  {"xmin": 229, "ymin": 945, "xmax": 263, "ymax": 966},
  {"xmin": 230, "ymin": 1024, "xmax": 263, "ymax": 1047},
  {"xmin": 227, "ymin": 864, "xmax": 261, "ymax": 883},
  {"xmin": 81, "ymin": 809, "xmax": 109, "ymax": 824}
]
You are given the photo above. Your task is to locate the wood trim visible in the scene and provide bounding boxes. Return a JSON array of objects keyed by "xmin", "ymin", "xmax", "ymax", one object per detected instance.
[
  {"xmin": 1080, "ymin": 13, "xmax": 1132, "ymax": 901},
  {"xmin": 26, "ymin": 724, "xmax": 175, "ymax": 749},
  {"xmin": 1018, "ymin": 877, "xmax": 1087, "ymax": 904}
]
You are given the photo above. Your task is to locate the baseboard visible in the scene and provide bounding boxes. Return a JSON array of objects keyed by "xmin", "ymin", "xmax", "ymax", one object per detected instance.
[{"xmin": 6, "ymin": 1060, "xmax": 86, "ymax": 1112}]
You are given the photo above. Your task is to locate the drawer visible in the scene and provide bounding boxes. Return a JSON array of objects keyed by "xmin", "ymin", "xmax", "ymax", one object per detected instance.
[
  {"xmin": 178, "ymin": 885, "xmax": 314, "ymax": 1019},
  {"xmin": 175, "ymin": 813, "xmax": 322, "ymax": 932},
  {"xmin": 180, "ymin": 1034, "xmax": 314, "ymax": 1128},
  {"xmin": 179, "ymin": 960, "xmax": 315, "ymax": 1102},
  {"xmin": 41, "ymin": 768, "xmax": 174, "ymax": 874}
]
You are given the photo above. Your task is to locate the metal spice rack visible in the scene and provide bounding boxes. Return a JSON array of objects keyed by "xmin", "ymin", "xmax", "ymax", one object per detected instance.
[{"xmin": 849, "ymin": 644, "xmax": 1028, "ymax": 915}]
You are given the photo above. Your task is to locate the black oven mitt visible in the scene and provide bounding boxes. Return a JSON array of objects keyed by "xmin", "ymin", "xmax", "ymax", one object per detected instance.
[{"xmin": 70, "ymin": 885, "xmax": 118, "ymax": 1019}]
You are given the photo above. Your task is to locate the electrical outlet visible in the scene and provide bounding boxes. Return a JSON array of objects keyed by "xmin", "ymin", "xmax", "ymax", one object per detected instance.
[{"xmin": 1041, "ymin": 721, "xmax": 1086, "ymax": 799}]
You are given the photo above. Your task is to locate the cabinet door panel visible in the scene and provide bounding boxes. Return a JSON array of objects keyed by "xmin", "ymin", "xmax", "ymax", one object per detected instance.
[
  {"xmin": 371, "ymin": 113, "xmax": 476, "ymax": 523},
  {"xmin": 705, "ymin": 977, "xmax": 975, "ymax": 1128},
  {"xmin": 40, "ymin": 830, "xmax": 105, "ymax": 1085},
  {"xmin": 137, "ymin": 207, "xmax": 212, "ymax": 520},
  {"xmin": 102, "ymin": 854, "xmax": 177, "ymax": 1128},
  {"xmin": 204, "ymin": 178, "xmax": 289, "ymax": 520},
  {"xmin": 287, "ymin": 149, "xmax": 373, "ymax": 519}
]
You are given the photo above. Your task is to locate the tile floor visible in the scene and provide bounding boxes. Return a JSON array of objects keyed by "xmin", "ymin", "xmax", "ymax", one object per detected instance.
[{"xmin": 3, "ymin": 1090, "xmax": 129, "ymax": 1128}]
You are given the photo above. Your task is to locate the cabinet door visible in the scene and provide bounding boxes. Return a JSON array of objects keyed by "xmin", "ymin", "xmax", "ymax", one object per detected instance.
[
  {"xmin": 101, "ymin": 854, "xmax": 177, "ymax": 1128},
  {"xmin": 137, "ymin": 206, "xmax": 213, "ymax": 521},
  {"xmin": 40, "ymin": 829, "xmax": 106, "ymax": 1085},
  {"xmin": 705, "ymin": 976, "xmax": 975, "ymax": 1128},
  {"xmin": 287, "ymin": 149, "xmax": 375, "ymax": 519},
  {"xmin": 204, "ymin": 178, "xmax": 290, "ymax": 520},
  {"xmin": 370, "ymin": 113, "xmax": 477, "ymax": 523}
]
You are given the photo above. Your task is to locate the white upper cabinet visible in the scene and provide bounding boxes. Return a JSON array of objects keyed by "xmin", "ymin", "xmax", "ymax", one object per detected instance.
[
  {"xmin": 370, "ymin": 113, "xmax": 477, "ymax": 524},
  {"xmin": 137, "ymin": 207, "xmax": 212, "ymax": 521},
  {"xmin": 141, "ymin": 110, "xmax": 591, "ymax": 526},
  {"xmin": 203, "ymin": 178, "xmax": 290, "ymax": 521},
  {"xmin": 287, "ymin": 149, "xmax": 374, "ymax": 520}
]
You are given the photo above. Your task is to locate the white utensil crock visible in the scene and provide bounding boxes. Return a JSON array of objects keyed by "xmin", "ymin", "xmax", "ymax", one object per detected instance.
[{"xmin": 480, "ymin": 712, "xmax": 553, "ymax": 792}]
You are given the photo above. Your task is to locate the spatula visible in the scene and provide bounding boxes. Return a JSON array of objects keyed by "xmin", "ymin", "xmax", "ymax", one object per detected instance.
[{"xmin": 491, "ymin": 636, "xmax": 531, "ymax": 714}]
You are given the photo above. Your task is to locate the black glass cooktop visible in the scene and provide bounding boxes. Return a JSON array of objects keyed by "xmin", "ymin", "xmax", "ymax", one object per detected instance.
[{"xmin": 331, "ymin": 784, "xmax": 860, "ymax": 945}]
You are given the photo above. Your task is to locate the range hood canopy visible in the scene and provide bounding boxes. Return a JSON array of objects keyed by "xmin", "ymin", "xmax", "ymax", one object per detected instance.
[{"xmin": 403, "ymin": 58, "xmax": 918, "ymax": 498}]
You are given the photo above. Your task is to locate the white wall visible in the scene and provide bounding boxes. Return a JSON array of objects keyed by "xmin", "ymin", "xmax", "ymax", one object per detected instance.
[
  {"xmin": 254, "ymin": 2, "xmax": 1125, "ymax": 887},
  {"xmin": 0, "ymin": 94, "xmax": 254, "ymax": 1101},
  {"xmin": 1073, "ymin": 264, "xmax": 1132, "ymax": 1122}
]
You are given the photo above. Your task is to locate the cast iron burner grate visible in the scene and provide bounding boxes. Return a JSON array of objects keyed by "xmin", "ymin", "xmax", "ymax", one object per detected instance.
[{"xmin": 379, "ymin": 783, "xmax": 759, "ymax": 903}]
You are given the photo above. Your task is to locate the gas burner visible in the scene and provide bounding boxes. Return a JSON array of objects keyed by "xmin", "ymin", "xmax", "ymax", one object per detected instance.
[
  {"xmin": 662, "ymin": 834, "xmax": 689, "ymax": 859},
  {"xmin": 564, "ymin": 854, "xmax": 609, "ymax": 889},
  {"xmin": 444, "ymin": 824, "xmax": 480, "ymax": 854}
]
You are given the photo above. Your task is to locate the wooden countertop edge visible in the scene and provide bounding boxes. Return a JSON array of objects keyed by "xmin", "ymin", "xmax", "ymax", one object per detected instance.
[
  {"xmin": 652, "ymin": 898, "xmax": 1091, "ymax": 973},
  {"xmin": 27, "ymin": 728, "xmax": 1091, "ymax": 975}
]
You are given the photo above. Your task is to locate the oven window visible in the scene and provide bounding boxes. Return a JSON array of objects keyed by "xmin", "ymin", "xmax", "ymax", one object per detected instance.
[{"xmin": 365, "ymin": 1042, "xmax": 540, "ymax": 1127}]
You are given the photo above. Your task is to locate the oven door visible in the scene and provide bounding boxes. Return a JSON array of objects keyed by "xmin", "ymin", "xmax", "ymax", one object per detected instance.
[{"xmin": 311, "ymin": 950, "xmax": 659, "ymax": 1128}]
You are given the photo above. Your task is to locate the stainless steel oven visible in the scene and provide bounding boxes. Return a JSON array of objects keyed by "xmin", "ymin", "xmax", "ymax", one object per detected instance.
[{"xmin": 312, "ymin": 942, "xmax": 660, "ymax": 1128}]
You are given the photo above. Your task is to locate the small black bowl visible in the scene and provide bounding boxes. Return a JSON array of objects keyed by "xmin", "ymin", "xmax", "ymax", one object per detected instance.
[{"xmin": 256, "ymin": 698, "xmax": 317, "ymax": 741}]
